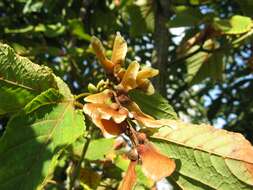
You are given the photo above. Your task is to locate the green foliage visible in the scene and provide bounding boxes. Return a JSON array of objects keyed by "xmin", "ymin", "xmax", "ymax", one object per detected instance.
[
  {"xmin": 71, "ymin": 138, "xmax": 115, "ymax": 160},
  {"xmin": 0, "ymin": 89, "xmax": 84, "ymax": 189},
  {"xmin": 129, "ymin": 90, "xmax": 177, "ymax": 119},
  {"xmin": 186, "ymin": 49, "xmax": 224, "ymax": 85},
  {"xmin": 0, "ymin": 43, "xmax": 57, "ymax": 115},
  {"xmin": 85, "ymin": 138, "xmax": 114, "ymax": 160},
  {"xmin": 213, "ymin": 15, "xmax": 252, "ymax": 35},
  {"xmin": 126, "ymin": 1, "xmax": 154, "ymax": 37},
  {"xmin": 1, "ymin": 0, "xmax": 253, "ymax": 189},
  {"xmin": 169, "ymin": 6, "xmax": 202, "ymax": 27}
]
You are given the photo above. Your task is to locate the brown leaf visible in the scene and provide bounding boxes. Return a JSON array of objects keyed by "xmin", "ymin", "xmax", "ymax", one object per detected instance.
[
  {"xmin": 84, "ymin": 103, "xmax": 128, "ymax": 123},
  {"xmin": 137, "ymin": 143, "xmax": 175, "ymax": 181}
]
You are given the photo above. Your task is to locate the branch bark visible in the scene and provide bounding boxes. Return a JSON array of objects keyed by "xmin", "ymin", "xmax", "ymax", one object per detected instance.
[{"xmin": 153, "ymin": 0, "xmax": 171, "ymax": 97}]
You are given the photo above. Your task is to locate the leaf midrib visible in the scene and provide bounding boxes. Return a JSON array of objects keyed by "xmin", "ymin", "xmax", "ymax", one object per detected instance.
[{"xmin": 0, "ymin": 77, "xmax": 38, "ymax": 92}]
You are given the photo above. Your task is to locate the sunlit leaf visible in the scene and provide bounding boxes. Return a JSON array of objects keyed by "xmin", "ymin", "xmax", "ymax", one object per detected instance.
[
  {"xmin": 0, "ymin": 89, "xmax": 85, "ymax": 190},
  {"xmin": 151, "ymin": 120, "xmax": 253, "ymax": 189},
  {"xmin": 213, "ymin": 15, "xmax": 252, "ymax": 35},
  {"xmin": 0, "ymin": 43, "xmax": 57, "ymax": 115},
  {"xmin": 129, "ymin": 90, "xmax": 177, "ymax": 119}
]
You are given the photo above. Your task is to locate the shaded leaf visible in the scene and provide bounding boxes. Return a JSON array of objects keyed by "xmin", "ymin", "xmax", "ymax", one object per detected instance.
[
  {"xmin": 188, "ymin": 51, "xmax": 224, "ymax": 85},
  {"xmin": 68, "ymin": 19, "xmax": 91, "ymax": 41},
  {"xmin": 129, "ymin": 90, "xmax": 177, "ymax": 119},
  {"xmin": 183, "ymin": 39, "xmax": 224, "ymax": 85},
  {"xmin": 236, "ymin": 0, "xmax": 253, "ymax": 17},
  {"xmin": 151, "ymin": 120, "xmax": 253, "ymax": 189},
  {"xmin": 0, "ymin": 89, "xmax": 85, "ymax": 190},
  {"xmin": 169, "ymin": 6, "xmax": 202, "ymax": 27},
  {"xmin": 80, "ymin": 168, "xmax": 102, "ymax": 189},
  {"xmin": 126, "ymin": 1, "xmax": 154, "ymax": 37}
]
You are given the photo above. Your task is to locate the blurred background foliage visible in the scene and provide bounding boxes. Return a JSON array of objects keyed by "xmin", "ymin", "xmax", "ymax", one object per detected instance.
[{"xmin": 1, "ymin": 0, "xmax": 253, "ymax": 144}]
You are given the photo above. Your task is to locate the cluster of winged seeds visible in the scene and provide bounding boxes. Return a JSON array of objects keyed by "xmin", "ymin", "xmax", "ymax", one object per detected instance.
[{"xmin": 83, "ymin": 33, "xmax": 176, "ymax": 189}]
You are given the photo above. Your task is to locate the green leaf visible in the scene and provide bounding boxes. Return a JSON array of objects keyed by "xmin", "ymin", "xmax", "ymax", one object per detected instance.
[
  {"xmin": 129, "ymin": 90, "xmax": 178, "ymax": 119},
  {"xmin": 182, "ymin": 39, "xmax": 224, "ymax": 85},
  {"xmin": 23, "ymin": 0, "xmax": 43, "ymax": 14},
  {"xmin": 126, "ymin": 1, "xmax": 154, "ymax": 37},
  {"xmin": 71, "ymin": 138, "xmax": 115, "ymax": 160},
  {"xmin": 24, "ymin": 88, "xmax": 63, "ymax": 114},
  {"xmin": 5, "ymin": 23, "xmax": 66, "ymax": 37},
  {"xmin": 4, "ymin": 25, "xmax": 34, "ymax": 34},
  {"xmin": 0, "ymin": 43, "xmax": 57, "ymax": 115},
  {"xmin": 68, "ymin": 19, "xmax": 91, "ymax": 41},
  {"xmin": 187, "ymin": 51, "xmax": 224, "ymax": 85},
  {"xmin": 34, "ymin": 23, "xmax": 66, "ymax": 38},
  {"xmin": 86, "ymin": 138, "xmax": 114, "ymax": 160},
  {"xmin": 0, "ymin": 89, "xmax": 85, "ymax": 190},
  {"xmin": 213, "ymin": 15, "xmax": 252, "ymax": 35},
  {"xmin": 169, "ymin": 6, "xmax": 202, "ymax": 27},
  {"xmin": 151, "ymin": 120, "xmax": 253, "ymax": 189}
]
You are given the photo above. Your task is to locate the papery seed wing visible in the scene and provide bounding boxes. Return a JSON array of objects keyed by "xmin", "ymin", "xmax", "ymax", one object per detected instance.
[
  {"xmin": 118, "ymin": 161, "xmax": 137, "ymax": 190},
  {"xmin": 101, "ymin": 119, "xmax": 127, "ymax": 137},
  {"xmin": 137, "ymin": 143, "xmax": 175, "ymax": 181},
  {"xmin": 91, "ymin": 36, "xmax": 114, "ymax": 72},
  {"xmin": 112, "ymin": 33, "xmax": 127, "ymax": 66},
  {"xmin": 136, "ymin": 67, "xmax": 159, "ymax": 82},
  {"xmin": 118, "ymin": 61, "xmax": 140, "ymax": 92},
  {"xmin": 84, "ymin": 89, "xmax": 113, "ymax": 104}
]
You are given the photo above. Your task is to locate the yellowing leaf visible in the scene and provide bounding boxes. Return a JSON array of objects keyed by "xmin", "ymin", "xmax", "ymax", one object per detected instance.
[{"xmin": 151, "ymin": 120, "xmax": 253, "ymax": 189}]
